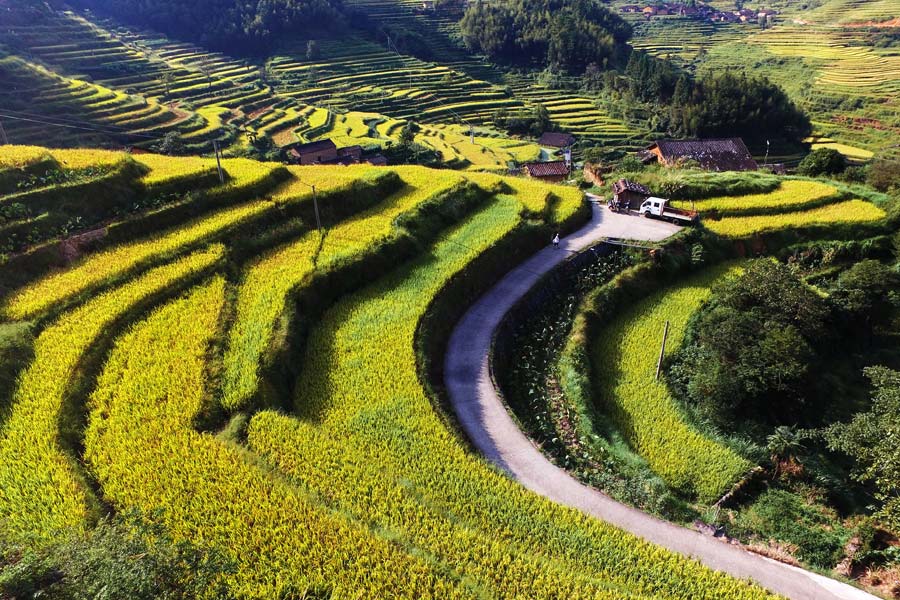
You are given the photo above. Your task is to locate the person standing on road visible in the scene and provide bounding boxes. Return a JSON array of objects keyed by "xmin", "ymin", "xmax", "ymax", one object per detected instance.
[{"xmin": 552, "ymin": 233, "xmax": 560, "ymax": 249}]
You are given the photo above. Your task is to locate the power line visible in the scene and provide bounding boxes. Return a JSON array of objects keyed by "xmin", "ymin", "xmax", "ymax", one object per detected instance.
[
  {"xmin": 0, "ymin": 107, "xmax": 163, "ymax": 136},
  {"xmin": 0, "ymin": 111, "xmax": 160, "ymax": 140}
]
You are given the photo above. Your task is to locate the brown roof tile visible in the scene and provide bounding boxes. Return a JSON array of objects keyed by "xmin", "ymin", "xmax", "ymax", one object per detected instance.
[
  {"xmin": 538, "ymin": 132, "xmax": 576, "ymax": 148},
  {"xmin": 648, "ymin": 138, "xmax": 758, "ymax": 171},
  {"xmin": 524, "ymin": 161, "xmax": 570, "ymax": 177}
]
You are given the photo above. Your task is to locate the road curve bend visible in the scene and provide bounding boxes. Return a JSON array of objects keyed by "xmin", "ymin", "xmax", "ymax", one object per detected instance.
[{"xmin": 444, "ymin": 200, "xmax": 877, "ymax": 600}]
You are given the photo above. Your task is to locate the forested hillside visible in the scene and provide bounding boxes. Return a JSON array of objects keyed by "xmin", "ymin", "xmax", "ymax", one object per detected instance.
[{"xmin": 67, "ymin": 0, "xmax": 345, "ymax": 52}]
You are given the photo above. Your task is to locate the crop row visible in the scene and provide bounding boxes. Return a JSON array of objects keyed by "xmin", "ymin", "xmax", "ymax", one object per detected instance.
[
  {"xmin": 84, "ymin": 278, "xmax": 461, "ymax": 597},
  {"xmin": 589, "ymin": 263, "xmax": 752, "ymax": 502},
  {"xmin": 673, "ymin": 180, "xmax": 839, "ymax": 216},
  {"xmin": 245, "ymin": 198, "xmax": 770, "ymax": 599},
  {"xmin": 2, "ymin": 159, "xmax": 285, "ymax": 319},
  {"xmin": 0, "ymin": 246, "xmax": 223, "ymax": 544},
  {"xmin": 705, "ymin": 199, "xmax": 886, "ymax": 238},
  {"xmin": 247, "ymin": 197, "xmax": 633, "ymax": 598},
  {"xmin": 221, "ymin": 167, "xmax": 466, "ymax": 410}
]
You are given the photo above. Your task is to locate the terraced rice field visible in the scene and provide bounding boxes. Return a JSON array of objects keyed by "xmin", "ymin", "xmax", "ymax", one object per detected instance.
[
  {"xmin": 0, "ymin": 4, "xmax": 565, "ymax": 163},
  {"xmin": 0, "ymin": 147, "xmax": 775, "ymax": 599},
  {"xmin": 629, "ymin": 16, "xmax": 748, "ymax": 64},
  {"xmin": 672, "ymin": 180, "xmax": 840, "ymax": 215},
  {"xmin": 589, "ymin": 263, "xmax": 752, "ymax": 502},
  {"xmin": 805, "ymin": 137, "xmax": 876, "ymax": 160},
  {"xmin": 745, "ymin": 28, "xmax": 900, "ymax": 95},
  {"xmin": 704, "ymin": 198, "xmax": 886, "ymax": 237},
  {"xmin": 692, "ymin": 22, "xmax": 900, "ymax": 152}
]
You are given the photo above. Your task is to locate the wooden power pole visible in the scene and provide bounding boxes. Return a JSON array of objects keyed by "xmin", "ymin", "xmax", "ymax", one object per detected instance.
[
  {"xmin": 213, "ymin": 141, "xmax": 225, "ymax": 184},
  {"xmin": 655, "ymin": 320, "xmax": 670, "ymax": 380}
]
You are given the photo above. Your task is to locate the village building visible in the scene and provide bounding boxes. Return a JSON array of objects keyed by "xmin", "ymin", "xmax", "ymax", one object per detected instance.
[
  {"xmin": 538, "ymin": 131, "xmax": 576, "ymax": 148},
  {"xmin": 289, "ymin": 139, "xmax": 338, "ymax": 165},
  {"xmin": 612, "ymin": 179, "xmax": 652, "ymax": 210},
  {"xmin": 620, "ymin": 4, "xmax": 641, "ymax": 12},
  {"xmin": 640, "ymin": 138, "xmax": 759, "ymax": 171},
  {"xmin": 336, "ymin": 145, "xmax": 363, "ymax": 165},
  {"xmin": 366, "ymin": 154, "xmax": 388, "ymax": 166},
  {"xmin": 523, "ymin": 160, "xmax": 570, "ymax": 183},
  {"xmin": 642, "ymin": 5, "xmax": 658, "ymax": 16}
]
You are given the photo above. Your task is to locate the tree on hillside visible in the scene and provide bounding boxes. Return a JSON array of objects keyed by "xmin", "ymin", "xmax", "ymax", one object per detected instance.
[
  {"xmin": 668, "ymin": 71, "xmax": 811, "ymax": 144},
  {"xmin": 798, "ymin": 147, "xmax": 847, "ymax": 176},
  {"xmin": 866, "ymin": 157, "xmax": 900, "ymax": 192},
  {"xmin": 668, "ymin": 260, "xmax": 829, "ymax": 428},
  {"xmin": 460, "ymin": 0, "xmax": 631, "ymax": 72},
  {"xmin": 825, "ymin": 366, "xmax": 900, "ymax": 531},
  {"xmin": 67, "ymin": 0, "xmax": 345, "ymax": 53}
]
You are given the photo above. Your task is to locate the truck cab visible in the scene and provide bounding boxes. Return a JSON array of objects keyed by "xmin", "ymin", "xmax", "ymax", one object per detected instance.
[
  {"xmin": 639, "ymin": 197, "xmax": 667, "ymax": 217},
  {"xmin": 638, "ymin": 196, "xmax": 698, "ymax": 224}
]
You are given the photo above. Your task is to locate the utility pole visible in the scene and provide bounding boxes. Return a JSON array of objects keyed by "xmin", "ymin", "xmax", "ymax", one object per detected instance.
[
  {"xmin": 312, "ymin": 184, "xmax": 322, "ymax": 232},
  {"xmin": 655, "ymin": 320, "xmax": 670, "ymax": 380},
  {"xmin": 0, "ymin": 120, "xmax": 8, "ymax": 146},
  {"xmin": 213, "ymin": 141, "xmax": 225, "ymax": 184}
]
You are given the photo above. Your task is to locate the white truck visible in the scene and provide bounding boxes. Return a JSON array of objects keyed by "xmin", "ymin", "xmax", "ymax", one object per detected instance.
[{"xmin": 638, "ymin": 197, "xmax": 698, "ymax": 224}]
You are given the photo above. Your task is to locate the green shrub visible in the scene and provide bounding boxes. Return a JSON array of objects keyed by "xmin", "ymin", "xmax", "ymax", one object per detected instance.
[
  {"xmin": 0, "ymin": 511, "xmax": 233, "ymax": 599},
  {"xmin": 732, "ymin": 489, "xmax": 848, "ymax": 569},
  {"xmin": 798, "ymin": 148, "xmax": 847, "ymax": 177}
]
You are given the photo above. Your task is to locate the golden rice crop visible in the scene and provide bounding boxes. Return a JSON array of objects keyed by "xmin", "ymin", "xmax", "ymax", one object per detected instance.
[
  {"xmin": 673, "ymin": 180, "xmax": 838, "ymax": 214},
  {"xmin": 3, "ymin": 201, "xmax": 269, "ymax": 319},
  {"xmin": 705, "ymin": 199, "xmax": 885, "ymax": 237},
  {"xmin": 462, "ymin": 172, "xmax": 584, "ymax": 223},
  {"xmin": 0, "ymin": 145, "xmax": 51, "ymax": 169},
  {"xmin": 181, "ymin": 106, "xmax": 230, "ymax": 140},
  {"xmin": 245, "ymin": 201, "xmax": 770, "ymax": 599},
  {"xmin": 133, "ymin": 154, "xmax": 218, "ymax": 186},
  {"xmin": 221, "ymin": 167, "xmax": 464, "ymax": 410},
  {"xmin": 591, "ymin": 263, "xmax": 752, "ymax": 502},
  {"xmin": 0, "ymin": 246, "xmax": 223, "ymax": 544},
  {"xmin": 84, "ymin": 278, "xmax": 465, "ymax": 598},
  {"xmin": 51, "ymin": 148, "xmax": 127, "ymax": 170},
  {"xmin": 247, "ymin": 198, "xmax": 631, "ymax": 599},
  {"xmin": 4, "ymin": 161, "xmax": 291, "ymax": 320}
]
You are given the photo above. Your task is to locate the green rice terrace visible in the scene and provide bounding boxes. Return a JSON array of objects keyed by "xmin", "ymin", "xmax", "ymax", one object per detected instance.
[
  {"xmin": 0, "ymin": 133, "xmax": 898, "ymax": 598},
  {"xmin": 1, "ymin": 0, "xmax": 900, "ymax": 596},
  {"xmin": 625, "ymin": 5, "xmax": 899, "ymax": 160}
]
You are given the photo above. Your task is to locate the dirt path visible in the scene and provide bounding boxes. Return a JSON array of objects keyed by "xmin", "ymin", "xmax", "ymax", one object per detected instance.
[{"xmin": 444, "ymin": 200, "xmax": 877, "ymax": 600}]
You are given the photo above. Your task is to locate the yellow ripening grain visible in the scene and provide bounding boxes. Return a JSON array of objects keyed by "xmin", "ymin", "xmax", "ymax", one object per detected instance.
[
  {"xmin": 705, "ymin": 199, "xmax": 885, "ymax": 237},
  {"xmin": 0, "ymin": 247, "xmax": 223, "ymax": 544}
]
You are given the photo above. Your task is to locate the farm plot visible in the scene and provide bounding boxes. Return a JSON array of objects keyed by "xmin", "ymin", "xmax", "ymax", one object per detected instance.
[
  {"xmin": 245, "ymin": 199, "xmax": 770, "ymax": 599},
  {"xmin": 0, "ymin": 247, "xmax": 224, "ymax": 544},
  {"xmin": 704, "ymin": 199, "xmax": 886, "ymax": 237},
  {"xmin": 222, "ymin": 167, "xmax": 465, "ymax": 410},
  {"xmin": 2, "ymin": 159, "xmax": 282, "ymax": 319},
  {"xmin": 590, "ymin": 263, "xmax": 752, "ymax": 502},
  {"xmin": 84, "ymin": 278, "xmax": 462, "ymax": 598},
  {"xmin": 0, "ymin": 148, "xmax": 776, "ymax": 598},
  {"xmin": 673, "ymin": 180, "xmax": 839, "ymax": 216}
]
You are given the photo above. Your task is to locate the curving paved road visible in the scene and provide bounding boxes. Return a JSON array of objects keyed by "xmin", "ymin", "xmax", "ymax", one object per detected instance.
[{"xmin": 444, "ymin": 200, "xmax": 877, "ymax": 600}]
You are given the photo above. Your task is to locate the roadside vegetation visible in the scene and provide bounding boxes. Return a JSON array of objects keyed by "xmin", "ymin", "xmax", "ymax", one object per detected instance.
[
  {"xmin": 0, "ymin": 147, "xmax": 775, "ymax": 599},
  {"xmin": 496, "ymin": 163, "xmax": 900, "ymax": 595}
]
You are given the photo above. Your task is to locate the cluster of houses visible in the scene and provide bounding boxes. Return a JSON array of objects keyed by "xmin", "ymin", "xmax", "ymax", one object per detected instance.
[
  {"xmin": 287, "ymin": 139, "xmax": 387, "ymax": 166},
  {"xmin": 621, "ymin": 3, "xmax": 778, "ymax": 25},
  {"xmin": 521, "ymin": 133, "xmax": 761, "ymax": 183},
  {"xmin": 288, "ymin": 132, "xmax": 765, "ymax": 184}
]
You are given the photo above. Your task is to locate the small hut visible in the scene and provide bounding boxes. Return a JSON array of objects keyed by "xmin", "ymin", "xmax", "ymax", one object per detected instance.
[{"xmin": 612, "ymin": 179, "xmax": 651, "ymax": 210}]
